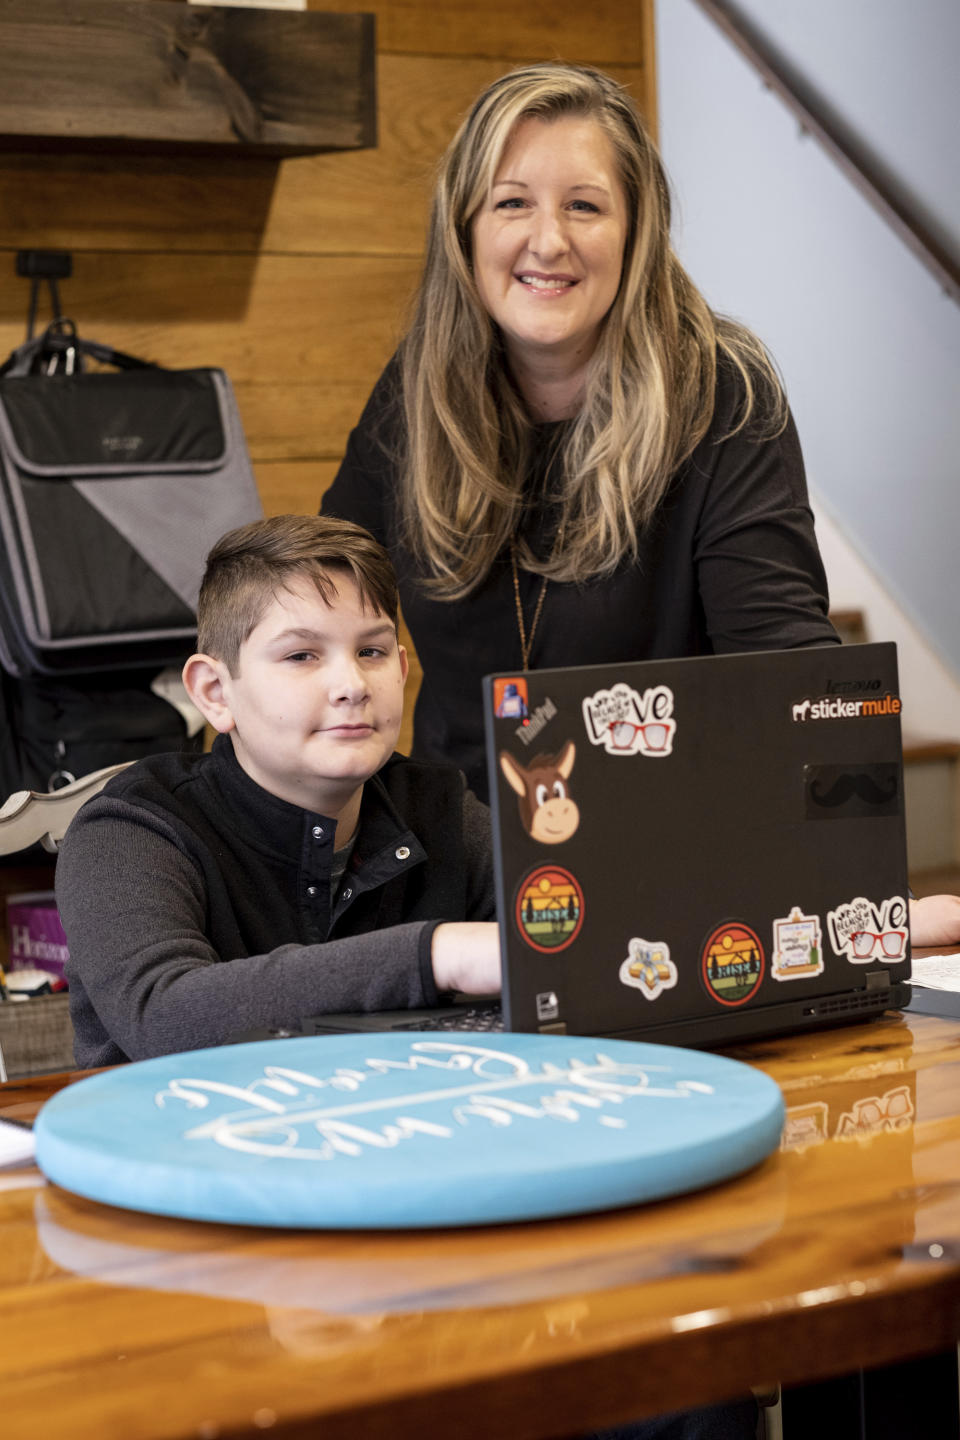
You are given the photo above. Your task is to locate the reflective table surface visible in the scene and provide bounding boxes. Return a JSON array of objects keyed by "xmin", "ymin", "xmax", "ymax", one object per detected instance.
[{"xmin": 4, "ymin": 1007, "xmax": 960, "ymax": 1439}]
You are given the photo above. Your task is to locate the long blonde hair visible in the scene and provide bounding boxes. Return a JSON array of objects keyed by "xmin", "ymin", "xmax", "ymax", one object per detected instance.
[{"xmin": 399, "ymin": 62, "xmax": 785, "ymax": 597}]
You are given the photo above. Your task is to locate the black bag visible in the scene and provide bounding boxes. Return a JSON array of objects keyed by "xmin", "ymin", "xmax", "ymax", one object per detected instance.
[
  {"xmin": 0, "ymin": 668, "xmax": 202, "ymax": 800},
  {"xmin": 0, "ymin": 319, "xmax": 257, "ymax": 814},
  {"xmin": 0, "ymin": 320, "xmax": 262, "ymax": 676}
]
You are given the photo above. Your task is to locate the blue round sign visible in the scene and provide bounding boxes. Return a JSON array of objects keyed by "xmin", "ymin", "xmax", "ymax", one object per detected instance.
[{"xmin": 35, "ymin": 1033, "xmax": 784, "ymax": 1228}]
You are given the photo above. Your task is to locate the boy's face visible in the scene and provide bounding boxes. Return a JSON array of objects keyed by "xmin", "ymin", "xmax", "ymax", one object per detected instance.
[{"xmin": 210, "ymin": 575, "xmax": 407, "ymax": 813}]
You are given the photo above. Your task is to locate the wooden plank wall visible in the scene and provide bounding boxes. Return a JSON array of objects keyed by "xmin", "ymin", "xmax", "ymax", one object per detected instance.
[{"xmin": 0, "ymin": 0, "xmax": 655, "ymax": 752}]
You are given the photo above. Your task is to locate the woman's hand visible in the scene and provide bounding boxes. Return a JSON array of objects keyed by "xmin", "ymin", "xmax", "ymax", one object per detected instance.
[
  {"xmin": 431, "ymin": 922, "xmax": 501, "ymax": 996},
  {"xmin": 910, "ymin": 895, "xmax": 960, "ymax": 949}
]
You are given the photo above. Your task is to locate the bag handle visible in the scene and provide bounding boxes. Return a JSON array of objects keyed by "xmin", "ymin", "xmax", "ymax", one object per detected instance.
[{"xmin": 0, "ymin": 319, "xmax": 159, "ymax": 379}]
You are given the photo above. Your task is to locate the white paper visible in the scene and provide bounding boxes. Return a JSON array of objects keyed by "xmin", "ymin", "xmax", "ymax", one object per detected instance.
[
  {"xmin": 188, "ymin": 1, "xmax": 306, "ymax": 9},
  {"xmin": 910, "ymin": 954, "xmax": 960, "ymax": 992},
  {"xmin": 0, "ymin": 1118, "xmax": 36, "ymax": 1169}
]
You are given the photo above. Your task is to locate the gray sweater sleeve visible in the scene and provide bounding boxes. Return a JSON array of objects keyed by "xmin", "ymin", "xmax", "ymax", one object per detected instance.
[
  {"xmin": 462, "ymin": 785, "xmax": 497, "ymax": 922},
  {"xmin": 57, "ymin": 802, "xmax": 441, "ymax": 1063}
]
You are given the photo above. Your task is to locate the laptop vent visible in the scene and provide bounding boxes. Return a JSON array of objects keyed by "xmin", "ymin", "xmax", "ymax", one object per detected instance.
[{"xmin": 807, "ymin": 990, "xmax": 889, "ymax": 1018}]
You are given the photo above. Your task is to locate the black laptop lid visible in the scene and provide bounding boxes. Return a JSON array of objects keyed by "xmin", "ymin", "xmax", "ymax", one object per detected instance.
[{"xmin": 484, "ymin": 642, "xmax": 910, "ymax": 1046}]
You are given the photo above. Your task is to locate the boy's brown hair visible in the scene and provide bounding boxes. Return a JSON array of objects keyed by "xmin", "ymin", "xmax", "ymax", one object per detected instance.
[{"xmin": 197, "ymin": 514, "xmax": 400, "ymax": 675}]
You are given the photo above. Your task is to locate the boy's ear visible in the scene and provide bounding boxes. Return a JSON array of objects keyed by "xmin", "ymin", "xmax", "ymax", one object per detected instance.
[
  {"xmin": 182, "ymin": 654, "xmax": 236, "ymax": 734},
  {"xmin": 398, "ymin": 643, "xmax": 409, "ymax": 686}
]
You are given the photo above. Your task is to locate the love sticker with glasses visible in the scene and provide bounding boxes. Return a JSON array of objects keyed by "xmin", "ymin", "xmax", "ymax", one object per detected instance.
[
  {"xmin": 582, "ymin": 681, "xmax": 677, "ymax": 758},
  {"xmin": 826, "ymin": 894, "xmax": 909, "ymax": 964}
]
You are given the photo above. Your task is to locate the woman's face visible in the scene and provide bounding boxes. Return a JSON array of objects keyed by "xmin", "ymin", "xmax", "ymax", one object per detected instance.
[{"xmin": 471, "ymin": 115, "xmax": 628, "ymax": 375}]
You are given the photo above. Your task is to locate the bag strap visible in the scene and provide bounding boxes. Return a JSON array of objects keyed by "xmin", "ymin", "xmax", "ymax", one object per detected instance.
[{"xmin": 0, "ymin": 320, "xmax": 158, "ymax": 379}]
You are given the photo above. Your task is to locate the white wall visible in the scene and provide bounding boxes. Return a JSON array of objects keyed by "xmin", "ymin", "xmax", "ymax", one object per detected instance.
[{"xmin": 655, "ymin": 0, "xmax": 960, "ymax": 740}]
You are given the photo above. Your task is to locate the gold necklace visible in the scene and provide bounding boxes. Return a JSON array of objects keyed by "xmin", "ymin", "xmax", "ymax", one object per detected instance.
[
  {"xmin": 510, "ymin": 541, "xmax": 549, "ymax": 671},
  {"xmin": 509, "ymin": 520, "xmax": 565, "ymax": 671}
]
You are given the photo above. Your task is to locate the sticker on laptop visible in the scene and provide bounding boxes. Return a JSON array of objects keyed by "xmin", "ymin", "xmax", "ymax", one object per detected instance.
[
  {"xmin": 493, "ymin": 676, "xmax": 530, "ymax": 721},
  {"xmin": 791, "ymin": 692, "xmax": 901, "ymax": 724},
  {"xmin": 581, "ymin": 682, "xmax": 676, "ymax": 757},
  {"xmin": 835, "ymin": 1085, "xmax": 914, "ymax": 1141},
  {"xmin": 493, "ymin": 678, "xmax": 561, "ymax": 749},
  {"xmin": 536, "ymin": 990, "xmax": 560, "ymax": 1023},
  {"xmin": 826, "ymin": 895, "xmax": 908, "ymax": 964},
  {"xmin": 701, "ymin": 921, "xmax": 765, "ymax": 1006},
  {"xmin": 619, "ymin": 938, "xmax": 678, "ymax": 1000},
  {"xmin": 771, "ymin": 906, "xmax": 824, "ymax": 982},
  {"xmin": 515, "ymin": 865, "xmax": 585, "ymax": 953},
  {"xmin": 499, "ymin": 741, "xmax": 580, "ymax": 845}
]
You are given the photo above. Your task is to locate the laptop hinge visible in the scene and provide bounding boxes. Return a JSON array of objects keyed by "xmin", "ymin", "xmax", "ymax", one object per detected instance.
[
  {"xmin": 538, "ymin": 1022, "xmax": 568, "ymax": 1034},
  {"xmin": 865, "ymin": 969, "xmax": 893, "ymax": 991}
]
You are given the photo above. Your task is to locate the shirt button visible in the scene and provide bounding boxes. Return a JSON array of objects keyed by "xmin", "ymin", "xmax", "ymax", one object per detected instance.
[
  {"xmin": 306, "ymin": 885, "xmax": 317, "ymax": 897},
  {"xmin": 342, "ymin": 886, "xmax": 353, "ymax": 900},
  {"xmin": 312, "ymin": 825, "xmax": 324, "ymax": 839},
  {"xmin": 395, "ymin": 846, "xmax": 410, "ymax": 861}
]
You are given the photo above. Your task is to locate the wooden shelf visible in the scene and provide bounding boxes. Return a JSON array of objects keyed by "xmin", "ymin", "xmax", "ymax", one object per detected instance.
[{"xmin": 0, "ymin": 0, "xmax": 375, "ymax": 156}]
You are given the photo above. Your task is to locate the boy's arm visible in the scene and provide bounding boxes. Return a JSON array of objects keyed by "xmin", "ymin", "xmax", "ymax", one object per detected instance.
[
  {"xmin": 462, "ymin": 786, "xmax": 497, "ymax": 921},
  {"xmin": 57, "ymin": 805, "xmax": 446, "ymax": 1064},
  {"xmin": 428, "ymin": 785, "xmax": 501, "ymax": 996}
]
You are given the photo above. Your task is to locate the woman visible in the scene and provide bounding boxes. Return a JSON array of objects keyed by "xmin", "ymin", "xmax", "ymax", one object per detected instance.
[
  {"xmin": 322, "ymin": 61, "xmax": 837, "ymax": 802},
  {"xmin": 322, "ymin": 60, "xmax": 959, "ymax": 953}
]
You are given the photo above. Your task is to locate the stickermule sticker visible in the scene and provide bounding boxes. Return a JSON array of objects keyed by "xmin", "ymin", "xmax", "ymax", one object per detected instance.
[
  {"xmin": 581, "ymin": 682, "xmax": 676, "ymax": 757},
  {"xmin": 619, "ymin": 938, "xmax": 678, "ymax": 1000},
  {"xmin": 515, "ymin": 866, "xmax": 585, "ymax": 953},
  {"xmin": 792, "ymin": 693, "xmax": 901, "ymax": 723},
  {"xmin": 701, "ymin": 921, "xmax": 764, "ymax": 1007},
  {"xmin": 499, "ymin": 741, "xmax": 580, "ymax": 845},
  {"xmin": 826, "ymin": 895, "xmax": 908, "ymax": 963},
  {"xmin": 772, "ymin": 906, "xmax": 823, "ymax": 982}
]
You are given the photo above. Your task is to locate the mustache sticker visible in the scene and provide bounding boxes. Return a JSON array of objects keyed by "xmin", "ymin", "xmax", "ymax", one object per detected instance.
[{"xmin": 804, "ymin": 762, "xmax": 901, "ymax": 821}]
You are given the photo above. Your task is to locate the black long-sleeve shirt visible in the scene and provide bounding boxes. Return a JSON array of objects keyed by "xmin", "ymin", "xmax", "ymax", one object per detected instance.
[
  {"xmin": 322, "ymin": 359, "xmax": 838, "ymax": 799},
  {"xmin": 57, "ymin": 737, "xmax": 495, "ymax": 1067}
]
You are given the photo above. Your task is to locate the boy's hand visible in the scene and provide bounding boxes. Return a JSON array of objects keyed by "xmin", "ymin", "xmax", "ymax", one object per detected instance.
[{"xmin": 431, "ymin": 922, "xmax": 501, "ymax": 996}]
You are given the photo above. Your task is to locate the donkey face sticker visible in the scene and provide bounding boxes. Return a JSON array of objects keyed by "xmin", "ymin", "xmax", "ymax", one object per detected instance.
[{"xmin": 499, "ymin": 741, "xmax": 580, "ymax": 845}]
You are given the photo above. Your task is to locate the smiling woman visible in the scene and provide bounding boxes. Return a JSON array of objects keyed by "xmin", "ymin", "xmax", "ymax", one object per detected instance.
[
  {"xmin": 471, "ymin": 114, "xmax": 628, "ymax": 417},
  {"xmin": 322, "ymin": 61, "xmax": 839, "ymax": 801}
]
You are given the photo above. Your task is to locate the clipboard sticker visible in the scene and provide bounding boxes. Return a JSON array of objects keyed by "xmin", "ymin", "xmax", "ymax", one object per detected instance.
[
  {"xmin": 581, "ymin": 682, "xmax": 676, "ymax": 757},
  {"xmin": 771, "ymin": 906, "xmax": 823, "ymax": 981},
  {"xmin": 826, "ymin": 895, "xmax": 908, "ymax": 963}
]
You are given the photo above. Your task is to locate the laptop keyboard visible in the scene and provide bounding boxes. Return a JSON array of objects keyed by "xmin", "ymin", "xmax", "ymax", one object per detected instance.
[{"xmin": 392, "ymin": 1004, "xmax": 504, "ymax": 1033}]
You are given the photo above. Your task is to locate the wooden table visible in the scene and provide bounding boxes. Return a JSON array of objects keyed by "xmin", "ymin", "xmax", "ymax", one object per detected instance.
[{"xmin": 4, "ymin": 1009, "xmax": 960, "ymax": 1440}]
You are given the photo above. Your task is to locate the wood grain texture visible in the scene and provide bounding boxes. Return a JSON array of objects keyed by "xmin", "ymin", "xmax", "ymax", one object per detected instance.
[
  {"xmin": 0, "ymin": 0, "xmax": 655, "ymax": 758},
  {"xmin": 4, "ymin": 1010, "xmax": 960, "ymax": 1438},
  {"xmin": 0, "ymin": 1, "xmax": 375, "ymax": 152},
  {"xmin": 0, "ymin": 57, "xmax": 650, "ymax": 255},
  {"xmin": 307, "ymin": 0, "xmax": 648, "ymax": 65},
  {"xmin": 0, "ymin": 253, "xmax": 420, "ymax": 461}
]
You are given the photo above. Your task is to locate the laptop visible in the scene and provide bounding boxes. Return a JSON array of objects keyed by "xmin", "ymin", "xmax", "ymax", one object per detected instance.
[{"xmin": 305, "ymin": 641, "xmax": 911, "ymax": 1047}]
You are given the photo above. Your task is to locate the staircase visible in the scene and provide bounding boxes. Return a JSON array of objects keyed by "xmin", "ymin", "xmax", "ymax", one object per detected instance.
[{"xmin": 831, "ymin": 610, "xmax": 960, "ymax": 895}]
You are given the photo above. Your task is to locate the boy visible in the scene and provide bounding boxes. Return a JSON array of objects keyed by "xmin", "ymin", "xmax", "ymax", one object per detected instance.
[{"xmin": 56, "ymin": 515, "xmax": 500, "ymax": 1067}]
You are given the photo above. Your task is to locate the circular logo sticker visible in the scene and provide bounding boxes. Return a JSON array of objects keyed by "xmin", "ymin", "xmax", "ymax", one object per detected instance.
[
  {"xmin": 515, "ymin": 865, "xmax": 585, "ymax": 953},
  {"xmin": 701, "ymin": 921, "xmax": 765, "ymax": 1007}
]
